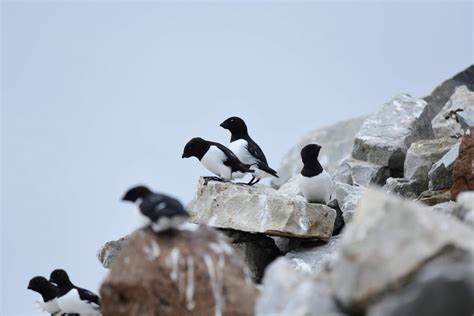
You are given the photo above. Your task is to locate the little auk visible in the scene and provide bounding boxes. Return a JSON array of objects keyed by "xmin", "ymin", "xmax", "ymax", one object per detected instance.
[
  {"xmin": 298, "ymin": 144, "xmax": 333, "ymax": 204},
  {"xmin": 49, "ymin": 269, "xmax": 101, "ymax": 315},
  {"xmin": 122, "ymin": 185, "xmax": 189, "ymax": 232},
  {"xmin": 220, "ymin": 116, "xmax": 278, "ymax": 185},
  {"xmin": 182, "ymin": 137, "xmax": 253, "ymax": 183},
  {"xmin": 27, "ymin": 276, "xmax": 63, "ymax": 315}
]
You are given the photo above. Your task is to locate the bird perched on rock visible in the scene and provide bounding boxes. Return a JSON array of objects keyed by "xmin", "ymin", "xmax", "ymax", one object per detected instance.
[
  {"xmin": 182, "ymin": 137, "xmax": 254, "ymax": 183},
  {"xmin": 298, "ymin": 144, "xmax": 333, "ymax": 204},
  {"xmin": 220, "ymin": 116, "xmax": 278, "ymax": 185},
  {"xmin": 49, "ymin": 269, "xmax": 101, "ymax": 315},
  {"xmin": 27, "ymin": 276, "xmax": 64, "ymax": 315},
  {"xmin": 122, "ymin": 185, "xmax": 189, "ymax": 233}
]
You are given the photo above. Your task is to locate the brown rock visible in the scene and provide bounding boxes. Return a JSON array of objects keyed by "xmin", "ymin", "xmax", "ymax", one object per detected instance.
[
  {"xmin": 100, "ymin": 225, "xmax": 258, "ymax": 316},
  {"xmin": 451, "ymin": 128, "xmax": 474, "ymax": 200}
]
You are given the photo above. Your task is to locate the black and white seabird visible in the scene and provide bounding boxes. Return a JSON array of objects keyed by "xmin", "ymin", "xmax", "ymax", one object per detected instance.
[
  {"xmin": 49, "ymin": 269, "xmax": 101, "ymax": 316},
  {"xmin": 182, "ymin": 137, "xmax": 254, "ymax": 182},
  {"xmin": 220, "ymin": 116, "xmax": 278, "ymax": 185},
  {"xmin": 298, "ymin": 144, "xmax": 333, "ymax": 204},
  {"xmin": 27, "ymin": 276, "xmax": 63, "ymax": 315},
  {"xmin": 122, "ymin": 185, "xmax": 189, "ymax": 233}
]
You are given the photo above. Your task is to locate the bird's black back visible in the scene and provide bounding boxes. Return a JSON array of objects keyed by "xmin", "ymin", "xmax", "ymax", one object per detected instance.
[
  {"xmin": 76, "ymin": 287, "xmax": 101, "ymax": 308},
  {"xmin": 210, "ymin": 141, "xmax": 253, "ymax": 174},
  {"xmin": 139, "ymin": 193, "xmax": 188, "ymax": 223}
]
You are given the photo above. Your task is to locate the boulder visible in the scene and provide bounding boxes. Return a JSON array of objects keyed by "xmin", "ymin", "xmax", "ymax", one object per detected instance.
[
  {"xmin": 333, "ymin": 159, "xmax": 390, "ymax": 187},
  {"xmin": 404, "ymin": 137, "xmax": 457, "ymax": 193},
  {"xmin": 428, "ymin": 141, "xmax": 461, "ymax": 191},
  {"xmin": 454, "ymin": 191, "xmax": 474, "ymax": 228},
  {"xmin": 352, "ymin": 94, "xmax": 433, "ymax": 173},
  {"xmin": 432, "ymin": 86, "xmax": 474, "ymax": 138},
  {"xmin": 451, "ymin": 128, "xmax": 474, "ymax": 199},
  {"xmin": 332, "ymin": 182, "xmax": 366, "ymax": 223},
  {"xmin": 98, "ymin": 235, "xmax": 130, "ymax": 268},
  {"xmin": 255, "ymin": 258, "xmax": 347, "ymax": 316},
  {"xmin": 277, "ymin": 175, "xmax": 301, "ymax": 196},
  {"xmin": 188, "ymin": 178, "xmax": 336, "ymax": 240},
  {"xmin": 383, "ymin": 178, "xmax": 419, "ymax": 199},
  {"xmin": 272, "ymin": 116, "xmax": 367, "ymax": 188},
  {"xmin": 423, "ymin": 65, "xmax": 474, "ymax": 120},
  {"xmin": 100, "ymin": 225, "xmax": 258, "ymax": 316},
  {"xmin": 367, "ymin": 247, "xmax": 474, "ymax": 316},
  {"xmin": 417, "ymin": 189, "xmax": 452, "ymax": 206},
  {"xmin": 431, "ymin": 201, "xmax": 457, "ymax": 216},
  {"xmin": 456, "ymin": 107, "xmax": 474, "ymax": 129},
  {"xmin": 329, "ymin": 188, "xmax": 474, "ymax": 312}
]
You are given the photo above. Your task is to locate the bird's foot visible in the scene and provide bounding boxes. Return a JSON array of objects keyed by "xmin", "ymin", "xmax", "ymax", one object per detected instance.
[{"xmin": 203, "ymin": 176, "xmax": 226, "ymax": 185}]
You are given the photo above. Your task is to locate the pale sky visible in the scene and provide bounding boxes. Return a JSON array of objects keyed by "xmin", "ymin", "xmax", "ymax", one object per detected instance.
[{"xmin": 2, "ymin": 1, "xmax": 473, "ymax": 315}]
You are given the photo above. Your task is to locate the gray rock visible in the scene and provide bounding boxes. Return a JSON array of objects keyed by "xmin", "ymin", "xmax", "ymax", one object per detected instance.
[
  {"xmin": 383, "ymin": 178, "xmax": 420, "ymax": 199},
  {"xmin": 329, "ymin": 188, "xmax": 474, "ymax": 311},
  {"xmin": 457, "ymin": 107, "xmax": 474, "ymax": 129},
  {"xmin": 352, "ymin": 94, "xmax": 433, "ymax": 173},
  {"xmin": 423, "ymin": 65, "xmax": 474, "ymax": 120},
  {"xmin": 455, "ymin": 191, "xmax": 474, "ymax": 227},
  {"xmin": 218, "ymin": 229, "xmax": 280, "ymax": 283},
  {"xmin": 97, "ymin": 235, "xmax": 130, "ymax": 268},
  {"xmin": 272, "ymin": 116, "xmax": 367, "ymax": 188},
  {"xmin": 428, "ymin": 142, "xmax": 461, "ymax": 190},
  {"xmin": 284, "ymin": 236, "xmax": 341, "ymax": 274},
  {"xmin": 277, "ymin": 175, "xmax": 301, "ymax": 196},
  {"xmin": 256, "ymin": 258, "xmax": 347, "ymax": 316},
  {"xmin": 333, "ymin": 182, "xmax": 366, "ymax": 223},
  {"xmin": 432, "ymin": 86, "xmax": 474, "ymax": 138},
  {"xmin": 404, "ymin": 137, "xmax": 457, "ymax": 193},
  {"xmin": 368, "ymin": 248, "xmax": 474, "ymax": 316},
  {"xmin": 417, "ymin": 189, "xmax": 452, "ymax": 206},
  {"xmin": 431, "ymin": 201, "xmax": 457, "ymax": 216},
  {"xmin": 333, "ymin": 159, "xmax": 390, "ymax": 187},
  {"xmin": 331, "ymin": 160, "xmax": 353, "ymax": 185},
  {"xmin": 188, "ymin": 178, "xmax": 337, "ymax": 240}
]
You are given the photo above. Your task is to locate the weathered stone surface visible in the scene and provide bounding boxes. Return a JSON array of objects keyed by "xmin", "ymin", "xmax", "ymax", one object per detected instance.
[
  {"xmin": 188, "ymin": 178, "xmax": 336, "ymax": 240},
  {"xmin": 456, "ymin": 107, "xmax": 474, "ymax": 129},
  {"xmin": 284, "ymin": 236, "xmax": 341, "ymax": 274},
  {"xmin": 97, "ymin": 235, "xmax": 130, "ymax": 268},
  {"xmin": 383, "ymin": 178, "xmax": 419, "ymax": 199},
  {"xmin": 428, "ymin": 141, "xmax": 460, "ymax": 190},
  {"xmin": 333, "ymin": 182, "xmax": 366, "ymax": 223},
  {"xmin": 333, "ymin": 159, "xmax": 390, "ymax": 187},
  {"xmin": 218, "ymin": 229, "xmax": 279, "ymax": 283},
  {"xmin": 431, "ymin": 201, "xmax": 457, "ymax": 216},
  {"xmin": 256, "ymin": 258, "xmax": 347, "ymax": 316},
  {"xmin": 423, "ymin": 65, "xmax": 474, "ymax": 120},
  {"xmin": 101, "ymin": 226, "xmax": 257, "ymax": 316},
  {"xmin": 454, "ymin": 191, "xmax": 474, "ymax": 228},
  {"xmin": 368, "ymin": 248, "xmax": 474, "ymax": 316},
  {"xmin": 277, "ymin": 175, "xmax": 301, "ymax": 196},
  {"xmin": 352, "ymin": 94, "xmax": 433, "ymax": 173},
  {"xmin": 451, "ymin": 128, "xmax": 474, "ymax": 199},
  {"xmin": 272, "ymin": 116, "xmax": 367, "ymax": 188},
  {"xmin": 404, "ymin": 137, "xmax": 456, "ymax": 193},
  {"xmin": 329, "ymin": 188, "xmax": 474, "ymax": 311},
  {"xmin": 432, "ymin": 86, "xmax": 474, "ymax": 138},
  {"xmin": 417, "ymin": 189, "xmax": 452, "ymax": 206}
]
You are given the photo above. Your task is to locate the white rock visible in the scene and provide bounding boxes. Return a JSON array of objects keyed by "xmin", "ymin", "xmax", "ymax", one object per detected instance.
[
  {"xmin": 428, "ymin": 142, "xmax": 461, "ymax": 190},
  {"xmin": 332, "ymin": 182, "xmax": 366, "ymax": 223},
  {"xmin": 334, "ymin": 159, "xmax": 390, "ymax": 187},
  {"xmin": 277, "ymin": 175, "xmax": 302, "ymax": 196}
]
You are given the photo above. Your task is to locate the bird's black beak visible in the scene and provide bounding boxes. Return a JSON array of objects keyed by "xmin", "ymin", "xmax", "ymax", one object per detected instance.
[
  {"xmin": 27, "ymin": 285, "xmax": 32, "ymax": 290},
  {"xmin": 182, "ymin": 153, "xmax": 186, "ymax": 158},
  {"xmin": 220, "ymin": 122, "xmax": 227, "ymax": 129}
]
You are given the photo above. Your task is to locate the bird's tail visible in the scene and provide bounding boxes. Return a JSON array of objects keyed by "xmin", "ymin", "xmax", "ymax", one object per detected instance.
[
  {"xmin": 238, "ymin": 163, "xmax": 254, "ymax": 174},
  {"xmin": 257, "ymin": 161, "xmax": 279, "ymax": 178}
]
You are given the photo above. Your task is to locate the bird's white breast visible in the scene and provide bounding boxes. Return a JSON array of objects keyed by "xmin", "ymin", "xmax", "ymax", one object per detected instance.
[
  {"xmin": 57, "ymin": 289, "xmax": 101, "ymax": 315},
  {"xmin": 298, "ymin": 171, "xmax": 333, "ymax": 204},
  {"xmin": 229, "ymin": 139, "xmax": 256, "ymax": 165},
  {"xmin": 37, "ymin": 298, "xmax": 61, "ymax": 314},
  {"xmin": 200, "ymin": 145, "xmax": 232, "ymax": 180}
]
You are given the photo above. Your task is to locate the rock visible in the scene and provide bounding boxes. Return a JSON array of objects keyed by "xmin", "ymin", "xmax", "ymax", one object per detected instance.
[
  {"xmin": 431, "ymin": 201, "xmax": 457, "ymax": 216},
  {"xmin": 417, "ymin": 189, "xmax": 452, "ymax": 206},
  {"xmin": 256, "ymin": 258, "xmax": 347, "ymax": 316},
  {"xmin": 97, "ymin": 235, "xmax": 130, "ymax": 268},
  {"xmin": 332, "ymin": 182, "xmax": 366, "ymax": 223},
  {"xmin": 188, "ymin": 178, "xmax": 336, "ymax": 240},
  {"xmin": 277, "ymin": 175, "xmax": 301, "ymax": 196},
  {"xmin": 368, "ymin": 247, "xmax": 474, "ymax": 316},
  {"xmin": 454, "ymin": 191, "xmax": 474, "ymax": 227},
  {"xmin": 272, "ymin": 116, "xmax": 367, "ymax": 188},
  {"xmin": 333, "ymin": 159, "xmax": 390, "ymax": 187},
  {"xmin": 217, "ymin": 229, "xmax": 279, "ymax": 283},
  {"xmin": 329, "ymin": 188, "xmax": 474, "ymax": 312},
  {"xmin": 100, "ymin": 225, "xmax": 258, "ymax": 316},
  {"xmin": 456, "ymin": 107, "xmax": 474, "ymax": 129},
  {"xmin": 383, "ymin": 178, "xmax": 419, "ymax": 199},
  {"xmin": 352, "ymin": 94, "xmax": 433, "ymax": 174},
  {"xmin": 432, "ymin": 86, "xmax": 474, "ymax": 138},
  {"xmin": 451, "ymin": 128, "xmax": 474, "ymax": 199},
  {"xmin": 423, "ymin": 65, "xmax": 474, "ymax": 120},
  {"xmin": 284, "ymin": 236, "xmax": 341, "ymax": 274},
  {"xmin": 404, "ymin": 137, "xmax": 457, "ymax": 193},
  {"xmin": 428, "ymin": 141, "xmax": 461, "ymax": 190}
]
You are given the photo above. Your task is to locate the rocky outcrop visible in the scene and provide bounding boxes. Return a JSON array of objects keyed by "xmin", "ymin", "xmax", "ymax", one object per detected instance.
[
  {"xmin": 332, "ymin": 181, "xmax": 366, "ymax": 222},
  {"xmin": 97, "ymin": 235, "xmax": 130, "ymax": 268},
  {"xmin": 352, "ymin": 94, "xmax": 433, "ymax": 174},
  {"xmin": 329, "ymin": 188, "xmax": 474, "ymax": 312},
  {"xmin": 332, "ymin": 159, "xmax": 390, "ymax": 187},
  {"xmin": 432, "ymin": 86, "xmax": 474, "ymax": 138},
  {"xmin": 451, "ymin": 128, "xmax": 474, "ymax": 199},
  {"xmin": 272, "ymin": 116, "xmax": 367, "ymax": 188},
  {"xmin": 454, "ymin": 191, "xmax": 474, "ymax": 228},
  {"xmin": 428, "ymin": 141, "xmax": 460, "ymax": 190},
  {"xmin": 188, "ymin": 178, "xmax": 336, "ymax": 240},
  {"xmin": 417, "ymin": 189, "xmax": 451, "ymax": 206},
  {"xmin": 383, "ymin": 178, "xmax": 419, "ymax": 199},
  {"xmin": 100, "ymin": 226, "xmax": 258, "ymax": 316}
]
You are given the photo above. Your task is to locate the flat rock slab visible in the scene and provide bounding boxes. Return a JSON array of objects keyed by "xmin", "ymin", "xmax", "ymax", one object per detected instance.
[
  {"xmin": 329, "ymin": 188, "xmax": 474, "ymax": 311},
  {"xmin": 188, "ymin": 178, "xmax": 336, "ymax": 240},
  {"xmin": 352, "ymin": 94, "xmax": 433, "ymax": 171}
]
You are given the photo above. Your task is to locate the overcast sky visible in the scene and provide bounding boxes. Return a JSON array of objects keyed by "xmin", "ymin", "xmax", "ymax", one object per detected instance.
[{"xmin": 2, "ymin": 1, "xmax": 473, "ymax": 315}]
